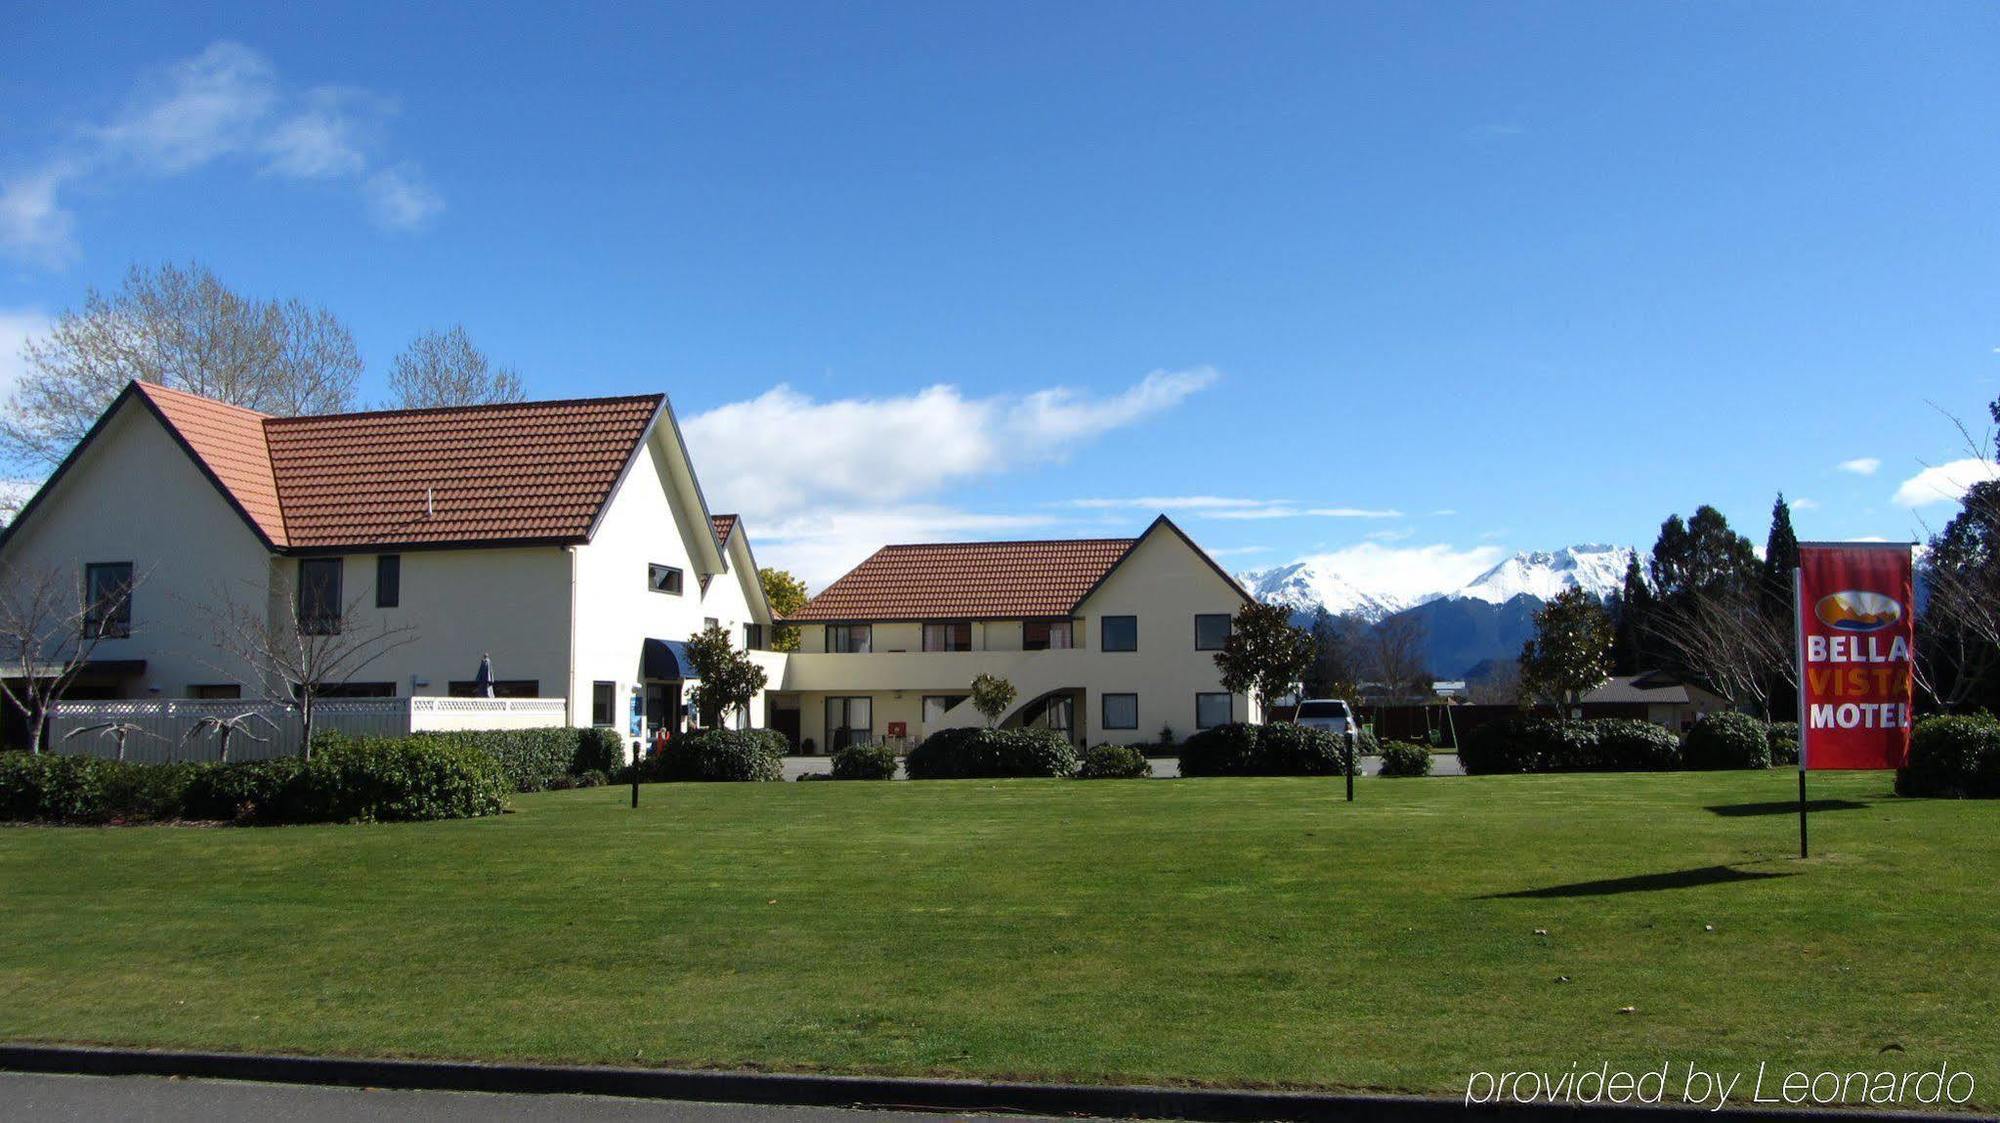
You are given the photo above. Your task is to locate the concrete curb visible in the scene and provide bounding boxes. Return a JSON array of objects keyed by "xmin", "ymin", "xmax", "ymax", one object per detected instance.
[{"xmin": 0, "ymin": 1044, "xmax": 1991, "ymax": 1122}]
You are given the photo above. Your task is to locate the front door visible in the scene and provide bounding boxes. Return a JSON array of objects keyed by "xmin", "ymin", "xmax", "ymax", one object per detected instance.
[
  {"xmin": 645, "ymin": 682, "xmax": 682, "ymax": 736},
  {"xmin": 826, "ymin": 696, "xmax": 872, "ymax": 752}
]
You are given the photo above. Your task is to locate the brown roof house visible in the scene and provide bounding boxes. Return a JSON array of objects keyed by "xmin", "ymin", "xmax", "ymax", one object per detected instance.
[
  {"xmin": 772, "ymin": 516, "xmax": 1257, "ymax": 751},
  {"xmin": 1579, "ymin": 671, "xmax": 1733, "ymax": 732},
  {"xmin": 0, "ymin": 381, "xmax": 778, "ymax": 750}
]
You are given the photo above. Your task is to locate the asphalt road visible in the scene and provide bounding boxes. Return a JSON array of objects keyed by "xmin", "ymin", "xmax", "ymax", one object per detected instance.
[
  {"xmin": 780, "ymin": 753, "xmax": 1465, "ymax": 780},
  {"xmin": 0, "ymin": 1072, "xmax": 1101, "ymax": 1123}
]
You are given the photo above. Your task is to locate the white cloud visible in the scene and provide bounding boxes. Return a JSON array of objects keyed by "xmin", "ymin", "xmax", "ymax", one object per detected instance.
[
  {"xmin": 1838, "ymin": 457, "xmax": 1881, "ymax": 476},
  {"xmin": 1205, "ymin": 505, "xmax": 1402, "ymax": 520},
  {"xmin": 683, "ymin": 370, "xmax": 1216, "ymax": 587},
  {"xmin": 1892, "ymin": 458, "xmax": 2000, "ymax": 507},
  {"xmin": 1790, "ymin": 497, "xmax": 1820, "ymax": 510},
  {"xmin": 0, "ymin": 308, "xmax": 52, "ymax": 403},
  {"xmin": 1365, "ymin": 527, "xmax": 1415, "ymax": 542},
  {"xmin": 0, "ymin": 165, "xmax": 77, "ymax": 266},
  {"xmin": 1207, "ymin": 545, "xmax": 1270, "ymax": 559},
  {"xmin": 365, "ymin": 164, "xmax": 443, "ymax": 230},
  {"xmin": 1061, "ymin": 495, "xmax": 1400, "ymax": 520},
  {"xmin": 1294, "ymin": 542, "xmax": 1506, "ymax": 606},
  {"xmin": 2, "ymin": 41, "xmax": 438, "ymax": 265}
]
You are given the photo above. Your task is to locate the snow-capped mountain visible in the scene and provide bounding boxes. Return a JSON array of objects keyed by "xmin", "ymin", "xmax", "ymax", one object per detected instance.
[
  {"xmin": 1445, "ymin": 544, "xmax": 1633, "ymax": 606},
  {"xmin": 1235, "ymin": 560, "xmax": 1413, "ymax": 622}
]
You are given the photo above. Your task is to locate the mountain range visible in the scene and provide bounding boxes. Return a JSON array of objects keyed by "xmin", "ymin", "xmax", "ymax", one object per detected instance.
[{"xmin": 1237, "ymin": 544, "xmax": 1637, "ymax": 678}]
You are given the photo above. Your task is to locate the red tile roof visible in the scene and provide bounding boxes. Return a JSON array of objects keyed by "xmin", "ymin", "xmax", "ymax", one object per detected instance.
[
  {"xmin": 133, "ymin": 382, "xmax": 663, "ymax": 550},
  {"xmin": 785, "ymin": 537, "xmax": 1139, "ymax": 621},
  {"xmin": 711, "ymin": 514, "xmax": 738, "ymax": 545}
]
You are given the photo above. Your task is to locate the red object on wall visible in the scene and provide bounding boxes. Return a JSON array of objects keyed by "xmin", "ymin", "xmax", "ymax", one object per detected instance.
[
  {"xmin": 1796, "ymin": 543, "xmax": 1916, "ymax": 771},
  {"xmin": 887, "ymin": 721, "xmax": 907, "ymax": 738}
]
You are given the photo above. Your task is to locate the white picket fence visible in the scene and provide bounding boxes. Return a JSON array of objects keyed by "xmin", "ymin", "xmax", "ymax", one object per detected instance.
[{"xmin": 48, "ymin": 697, "xmax": 569, "ymax": 763}]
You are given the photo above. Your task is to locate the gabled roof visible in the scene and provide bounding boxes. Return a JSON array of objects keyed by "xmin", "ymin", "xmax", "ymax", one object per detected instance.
[
  {"xmin": 1, "ymin": 381, "xmax": 668, "ymax": 554},
  {"xmin": 785, "ymin": 515, "xmax": 1248, "ymax": 622},
  {"xmin": 1582, "ymin": 672, "xmax": 1697, "ymax": 705}
]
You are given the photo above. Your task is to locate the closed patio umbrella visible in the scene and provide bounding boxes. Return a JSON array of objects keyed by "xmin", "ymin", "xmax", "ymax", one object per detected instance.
[{"xmin": 472, "ymin": 653, "xmax": 495, "ymax": 698}]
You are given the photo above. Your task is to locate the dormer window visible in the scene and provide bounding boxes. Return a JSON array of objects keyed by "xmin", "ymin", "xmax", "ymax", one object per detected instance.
[{"xmin": 649, "ymin": 564, "xmax": 683, "ymax": 595}]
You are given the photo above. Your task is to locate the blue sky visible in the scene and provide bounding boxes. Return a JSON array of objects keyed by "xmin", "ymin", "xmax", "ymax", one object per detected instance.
[{"xmin": 4, "ymin": 2, "xmax": 1997, "ymax": 590}]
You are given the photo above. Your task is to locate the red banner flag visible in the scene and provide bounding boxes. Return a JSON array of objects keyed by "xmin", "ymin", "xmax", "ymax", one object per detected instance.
[{"xmin": 1795, "ymin": 543, "xmax": 1916, "ymax": 771}]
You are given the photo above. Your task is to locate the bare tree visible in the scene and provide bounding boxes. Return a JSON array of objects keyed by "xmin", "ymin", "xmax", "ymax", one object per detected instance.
[
  {"xmin": 1359, "ymin": 613, "xmax": 1431, "ymax": 704},
  {"xmin": 182, "ymin": 710, "xmax": 276, "ymax": 763},
  {"xmin": 63, "ymin": 720, "xmax": 160, "ymax": 763},
  {"xmin": 192, "ymin": 573, "xmax": 418, "ymax": 757},
  {"xmin": 0, "ymin": 559, "xmax": 137, "ymax": 754},
  {"xmin": 1467, "ymin": 659, "xmax": 1524, "ymax": 706},
  {"xmin": 387, "ymin": 325, "xmax": 525, "ymax": 409},
  {"xmin": 3, "ymin": 262, "xmax": 360, "ymax": 469},
  {"xmin": 1647, "ymin": 584, "xmax": 1793, "ymax": 714}
]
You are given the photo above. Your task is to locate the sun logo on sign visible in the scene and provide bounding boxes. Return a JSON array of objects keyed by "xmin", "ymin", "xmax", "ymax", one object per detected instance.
[{"xmin": 1814, "ymin": 590, "xmax": 1901, "ymax": 633}]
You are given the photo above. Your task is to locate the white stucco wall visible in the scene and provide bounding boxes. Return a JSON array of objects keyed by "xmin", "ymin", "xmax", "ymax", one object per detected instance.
[{"xmin": 0, "ymin": 398, "xmax": 272, "ymax": 694}]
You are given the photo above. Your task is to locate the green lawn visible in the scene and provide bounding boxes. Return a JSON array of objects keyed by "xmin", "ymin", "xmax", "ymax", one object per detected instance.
[{"xmin": 1, "ymin": 771, "xmax": 1993, "ymax": 1105}]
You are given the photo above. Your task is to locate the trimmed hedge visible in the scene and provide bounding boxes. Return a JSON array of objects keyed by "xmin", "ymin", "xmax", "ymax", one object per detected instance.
[
  {"xmin": 1177, "ymin": 722, "xmax": 1347, "ymax": 777},
  {"xmin": 314, "ymin": 726, "xmax": 631, "ymax": 793},
  {"xmin": 1078, "ymin": 742, "xmax": 1151, "ymax": 780},
  {"xmin": 1460, "ymin": 717, "xmax": 1685, "ymax": 774},
  {"xmin": 1378, "ymin": 740, "xmax": 1432, "ymax": 777},
  {"xmin": 903, "ymin": 728, "xmax": 1079, "ymax": 779},
  {"xmin": 1897, "ymin": 714, "xmax": 2000, "ymax": 798},
  {"xmin": 1683, "ymin": 712, "xmax": 1771, "ymax": 771},
  {"xmin": 1767, "ymin": 721, "xmax": 1801, "ymax": 767},
  {"xmin": 831, "ymin": 742, "xmax": 898, "ymax": 780},
  {"xmin": 0, "ymin": 741, "xmax": 508, "ymax": 825},
  {"xmin": 641, "ymin": 729, "xmax": 784, "ymax": 782}
]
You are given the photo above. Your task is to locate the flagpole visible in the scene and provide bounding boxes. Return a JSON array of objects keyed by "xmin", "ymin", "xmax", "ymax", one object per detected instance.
[{"xmin": 1793, "ymin": 565, "xmax": 1808, "ymax": 860}]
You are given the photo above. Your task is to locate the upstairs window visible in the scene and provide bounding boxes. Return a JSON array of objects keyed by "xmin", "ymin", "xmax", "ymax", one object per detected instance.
[
  {"xmin": 83, "ymin": 562, "xmax": 134, "ymax": 638},
  {"xmin": 923, "ymin": 621, "xmax": 972, "ymax": 652},
  {"xmin": 745, "ymin": 623, "xmax": 765, "ymax": 650},
  {"xmin": 376, "ymin": 554, "xmax": 401, "ymax": 608},
  {"xmin": 1024, "ymin": 618, "xmax": 1073, "ymax": 651},
  {"xmin": 1101, "ymin": 615, "xmax": 1138, "ymax": 652},
  {"xmin": 1195, "ymin": 613, "xmax": 1233, "ymax": 651},
  {"xmin": 827, "ymin": 624, "xmax": 872, "ymax": 653},
  {"xmin": 297, "ymin": 558, "xmax": 343, "ymax": 635},
  {"xmin": 649, "ymin": 564, "xmax": 683, "ymax": 596}
]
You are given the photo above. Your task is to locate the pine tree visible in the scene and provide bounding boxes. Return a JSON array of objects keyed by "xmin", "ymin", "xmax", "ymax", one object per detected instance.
[
  {"xmin": 1611, "ymin": 551, "xmax": 1654, "ymax": 674},
  {"xmin": 1760, "ymin": 493, "xmax": 1800, "ymax": 623}
]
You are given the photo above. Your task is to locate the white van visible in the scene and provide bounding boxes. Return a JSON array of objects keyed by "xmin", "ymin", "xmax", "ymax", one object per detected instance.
[{"xmin": 1293, "ymin": 699, "xmax": 1359, "ymax": 748}]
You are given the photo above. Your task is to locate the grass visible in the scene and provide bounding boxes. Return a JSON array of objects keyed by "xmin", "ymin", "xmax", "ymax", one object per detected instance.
[{"xmin": 1, "ymin": 770, "xmax": 1994, "ymax": 1106}]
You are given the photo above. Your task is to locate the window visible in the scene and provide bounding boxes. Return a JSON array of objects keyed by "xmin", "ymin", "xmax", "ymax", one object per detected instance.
[
  {"xmin": 704, "ymin": 617, "xmax": 719, "ymax": 632},
  {"xmin": 190, "ymin": 683, "xmax": 241, "ymax": 700},
  {"xmin": 591, "ymin": 682, "xmax": 617, "ymax": 726},
  {"xmin": 923, "ymin": 620, "xmax": 972, "ymax": 652},
  {"xmin": 1196, "ymin": 692, "xmax": 1233, "ymax": 730},
  {"xmin": 448, "ymin": 679, "xmax": 540, "ymax": 698},
  {"xmin": 648, "ymin": 564, "xmax": 683, "ymax": 595},
  {"xmin": 745, "ymin": 623, "xmax": 765, "ymax": 650},
  {"xmin": 1195, "ymin": 613, "xmax": 1232, "ymax": 651},
  {"xmin": 826, "ymin": 696, "xmax": 872, "ymax": 750},
  {"xmin": 1101, "ymin": 615, "xmax": 1138, "ymax": 652},
  {"xmin": 922, "ymin": 694, "xmax": 969, "ymax": 726},
  {"xmin": 1102, "ymin": 693, "xmax": 1138, "ymax": 730},
  {"xmin": 827, "ymin": 624, "xmax": 872, "ymax": 653},
  {"xmin": 1024, "ymin": 618, "xmax": 1073, "ymax": 651},
  {"xmin": 376, "ymin": 555, "xmax": 401, "ymax": 608},
  {"xmin": 83, "ymin": 562, "xmax": 133, "ymax": 638},
  {"xmin": 311, "ymin": 682, "xmax": 396, "ymax": 698},
  {"xmin": 297, "ymin": 558, "xmax": 343, "ymax": 635}
]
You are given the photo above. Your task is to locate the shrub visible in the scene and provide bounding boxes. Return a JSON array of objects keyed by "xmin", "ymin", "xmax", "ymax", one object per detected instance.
[
  {"xmin": 1534, "ymin": 720, "xmax": 1606, "ymax": 771},
  {"xmin": 641, "ymin": 729, "xmax": 784, "ymax": 782},
  {"xmin": 575, "ymin": 769, "xmax": 609, "ymax": 788},
  {"xmin": 831, "ymin": 742, "xmax": 898, "ymax": 780},
  {"xmin": 1178, "ymin": 723, "xmax": 1345, "ymax": 777},
  {"xmin": 182, "ymin": 757, "xmax": 307, "ymax": 822},
  {"xmin": 301, "ymin": 739, "xmax": 509, "ymax": 822},
  {"xmin": 1355, "ymin": 728, "xmax": 1380, "ymax": 758},
  {"xmin": 903, "ymin": 727, "xmax": 1079, "ymax": 779},
  {"xmin": 1683, "ymin": 712, "xmax": 1771, "ymax": 771},
  {"xmin": 1458, "ymin": 716, "xmax": 1549, "ymax": 774},
  {"xmin": 1078, "ymin": 742, "xmax": 1151, "ymax": 779},
  {"xmin": 1766, "ymin": 721, "xmax": 1800, "ymax": 767},
  {"xmin": 574, "ymin": 728, "xmax": 626, "ymax": 775},
  {"xmin": 1590, "ymin": 718, "xmax": 1683, "ymax": 771},
  {"xmin": 1378, "ymin": 740, "xmax": 1432, "ymax": 777},
  {"xmin": 318, "ymin": 726, "xmax": 629, "ymax": 793},
  {"xmin": 745, "ymin": 728, "xmax": 793, "ymax": 760},
  {"xmin": 1897, "ymin": 714, "xmax": 2000, "ymax": 798}
]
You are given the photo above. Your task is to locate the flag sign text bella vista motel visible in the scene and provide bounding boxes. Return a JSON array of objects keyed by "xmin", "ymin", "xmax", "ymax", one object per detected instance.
[{"xmin": 1795, "ymin": 543, "xmax": 1917, "ymax": 770}]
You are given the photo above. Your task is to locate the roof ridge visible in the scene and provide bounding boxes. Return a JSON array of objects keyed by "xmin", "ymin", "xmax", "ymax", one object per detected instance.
[
  {"xmin": 132, "ymin": 380, "xmax": 275, "ymax": 420},
  {"xmin": 264, "ymin": 391, "xmax": 667, "ymax": 426},
  {"xmin": 871, "ymin": 535, "xmax": 1140, "ymax": 550}
]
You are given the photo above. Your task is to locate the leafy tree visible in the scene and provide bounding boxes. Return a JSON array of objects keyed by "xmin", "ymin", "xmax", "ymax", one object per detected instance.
[
  {"xmin": 4, "ymin": 262, "xmax": 360, "ymax": 469},
  {"xmin": 1650, "ymin": 505, "xmax": 1759, "ymax": 603},
  {"xmin": 1518, "ymin": 587, "xmax": 1614, "ymax": 710},
  {"xmin": 683, "ymin": 622, "xmax": 768, "ymax": 728},
  {"xmin": 758, "ymin": 567, "xmax": 807, "ymax": 652},
  {"xmin": 387, "ymin": 325, "xmax": 525, "ymax": 409},
  {"xmin": 1302, "ymin": 606, "xmax": 1359, "ymax": 700},
  {"xmin": 969, "ymin": 672, "xmax": 1017, "ymax": 728},
  {"xmin": 1213, "ymin": 601, "xmax": 1316, "ymax": 717}
]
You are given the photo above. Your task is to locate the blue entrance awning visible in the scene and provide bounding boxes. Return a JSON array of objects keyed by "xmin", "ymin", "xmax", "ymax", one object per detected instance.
[{"xmin": 642, "ymin": 638, "xmax": 695, "ymax": 680}]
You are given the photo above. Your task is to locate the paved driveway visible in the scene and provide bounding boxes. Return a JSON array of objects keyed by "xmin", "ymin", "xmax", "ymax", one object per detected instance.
[
  {"xmin": 781, "ymin": 753, "xmax": 1464, "ymax": 780},
  {"xmin": 0, "ymin": 1072, "xmax": 1099, "ymax": 1123}
]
